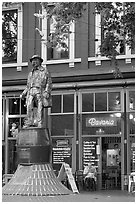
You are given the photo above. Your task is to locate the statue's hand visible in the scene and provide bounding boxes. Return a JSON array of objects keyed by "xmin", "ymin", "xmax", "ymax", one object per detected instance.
[
  {"xmin": 43, "ymin": 92, "xmax": 49, "ymax": 99},
  {"xmin": 20, "ymin": 94, "xmax": 25, "ymax": 99}
]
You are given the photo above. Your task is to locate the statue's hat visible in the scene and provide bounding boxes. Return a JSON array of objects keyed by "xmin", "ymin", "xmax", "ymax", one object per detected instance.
[{"xmin": 30, "ymin": 55, "xmax": 43, "ymax": 63}]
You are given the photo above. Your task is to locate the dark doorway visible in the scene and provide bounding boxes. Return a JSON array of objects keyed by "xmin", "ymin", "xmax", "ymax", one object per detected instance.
[{"xmin": 102, "ymin": 137, "xmax": 121, "ymax": 189}]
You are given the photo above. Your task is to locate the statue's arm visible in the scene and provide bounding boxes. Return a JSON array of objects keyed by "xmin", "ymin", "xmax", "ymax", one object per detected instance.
[
  {"xmin": 20, "ymin": 74, "xmax": 30, "ymax": 98},
  {"xmin": 20, "ymin": 87, "xmax": 28, "ymax": 99},
  {"xmin": 43, "ymin": 69, "xmax": 52, "ymax": 98}
]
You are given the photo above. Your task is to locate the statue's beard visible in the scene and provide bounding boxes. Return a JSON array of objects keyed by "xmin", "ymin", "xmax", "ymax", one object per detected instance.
[{"xmin": 32, "ymin": 63, "xmax": 39, "ymax": 69}]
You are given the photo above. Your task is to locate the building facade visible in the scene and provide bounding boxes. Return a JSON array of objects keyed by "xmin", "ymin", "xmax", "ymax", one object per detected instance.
[{"xmin": 2, "ymin": 2, "xmax": 135, "ymax": 191}]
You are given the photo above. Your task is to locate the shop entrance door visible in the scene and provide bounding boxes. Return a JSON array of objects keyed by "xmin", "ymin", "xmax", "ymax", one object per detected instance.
[{"xmin": 101, "ymin": 137, "xmax": 121, "ymax": 190}]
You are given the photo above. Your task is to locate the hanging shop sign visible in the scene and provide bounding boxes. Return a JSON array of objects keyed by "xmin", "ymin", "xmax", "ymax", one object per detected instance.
[{"xmin": 86, "ymin": 117, "xmax": 117, "ymax": 127}]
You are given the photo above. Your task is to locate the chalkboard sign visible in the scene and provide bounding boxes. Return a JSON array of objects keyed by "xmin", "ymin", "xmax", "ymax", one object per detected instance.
[
  {"xmin": 52, "ymin": 138, "xmax": 72, "ymax": 171},
  {"xmin": 82, "ymin": 137, "xmax": 99, "ymax": 168}
]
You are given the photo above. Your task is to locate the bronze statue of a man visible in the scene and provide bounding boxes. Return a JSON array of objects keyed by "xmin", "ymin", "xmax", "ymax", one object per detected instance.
[{"xmin": 20, "ymin": 55, "xmax": 52, "ymax": 128}]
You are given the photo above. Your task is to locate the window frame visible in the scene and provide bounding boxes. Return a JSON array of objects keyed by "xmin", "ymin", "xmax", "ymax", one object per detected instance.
[
  {"xmin": 41, "ymin": 6, "xmax": 75, "ymax": 68},
  {"xmin": 126, "ymin": 88, "xmax": 135, "ymax": 174},
  {"xmin": 50, "ymin": 92, "xmax": 75, "ymax": 115},
  {"xmin": 49, "ymin": 91, "xmax": 76, "ymax": 137},
  {"xmin": 93, "ymin": 8, "xmax": 135, "ymax": 65},
  {"xmin": 81, "ymin": 89, "xmax": 123, "ymax": 113},
  {"xmin": 7, "ymin": 97, "xmax": 27, "ymax": 139}
]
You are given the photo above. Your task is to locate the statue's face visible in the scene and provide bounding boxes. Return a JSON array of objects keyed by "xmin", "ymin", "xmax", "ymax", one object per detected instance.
[{"xmin": 31, "ymin": 58, "xmax": 41, "ymax": 69}]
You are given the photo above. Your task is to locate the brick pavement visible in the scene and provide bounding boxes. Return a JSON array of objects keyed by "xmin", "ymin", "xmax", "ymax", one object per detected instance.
[{"xmin": 2, "ymin": 190, "xmax": 135, "ymax": 202}]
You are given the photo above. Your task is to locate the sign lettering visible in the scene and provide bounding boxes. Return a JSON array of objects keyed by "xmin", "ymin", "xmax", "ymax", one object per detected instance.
[{"xmin": 86, "ymin": 117, "xmax": 117, "ymax": 127}]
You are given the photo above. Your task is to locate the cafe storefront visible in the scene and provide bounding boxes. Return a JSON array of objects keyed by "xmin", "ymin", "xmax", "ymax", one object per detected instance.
[
  {"xmin": 49, "ymin": 86, "xmax": 135, "ymax": 190},
  {"xmin": 2, "ymin": 85, "xmax": 135, "ymax": 190}
]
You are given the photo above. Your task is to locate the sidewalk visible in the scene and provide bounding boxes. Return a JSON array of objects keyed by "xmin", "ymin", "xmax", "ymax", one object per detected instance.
[{"xmin": 2, "ymin": 190, "xmax": 135, "ymax": 202}]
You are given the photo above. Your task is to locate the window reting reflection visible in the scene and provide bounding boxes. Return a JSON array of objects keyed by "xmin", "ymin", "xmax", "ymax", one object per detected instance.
[
  {"xmin": 47, "ymin": 15, "xmax": 69, "ymax": 60},
  {"xmin": 82, "ymin": 91, "xmax": 121, "ymax": 113},
  {"xmin": 2, "ymin": 9, "xmax": 18, "ymax": 63},
  {"xmin": 129, "ymin": 91, "xmax": 135, "ymax": 111}
]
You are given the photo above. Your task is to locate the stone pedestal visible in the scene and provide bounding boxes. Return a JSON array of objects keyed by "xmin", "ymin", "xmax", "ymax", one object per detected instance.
[{"xmin": 2, "ymin": 128, "xmax": 72, "ymax": 196}]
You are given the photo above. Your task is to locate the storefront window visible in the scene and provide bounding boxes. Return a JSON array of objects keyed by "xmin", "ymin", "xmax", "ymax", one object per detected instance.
[
  {"xmin": 9, "ymin": 98, "xmax": 20, "ymax": 114},
  {"xmin": 128, "ymin": 90, "xmax": 135, "ymax": 173},
  {"xmin": 95, "ymin": 93, "xmax": 107, "ymax": 111},
  {"xmin": 3, "ymin": 96, "xmax": 26, "ymax": 176},
  {"xmin": 8, "ymin": 118, "xmax": 20, "ymax": 138},
  {"xmin": 129, "ymin": 113, "xmax": 135, "ymax": 134},
  {"xmin": 108, "ymin": 92, "xmax": 121, "ymax": 111},
  {"xmin": 21, "ymin": 98, "xmax": 27, "ymax": 114},
  {"xmin": 82, "ymin": 91, "xmax": 121, "ymax": 113},
  {"xmin": 129, "ymin": 91, "xmax": 135, "ymax": 111},
  {"xmin": 8, "ymin": 97, "xmax": 26, "ymax": 138},
  {"xmin": 82, "ymin": 93, "xmax": 94, "ymax": 112},
  {"xmin": 51, "ymin": 93, "xmax": 74, "ymax": 136},
  {"xmin": 63, "ymin": 94, "xmax": 74, "ymax": 113},
  {"xmin": 51, "ymin": 95, "xmax": 61, "ymax": 113},
  {"xmin": 21, "ymin": 118, "xmax": 26, "ymax": 128},
  {"xmin": 82, "ymin": 113, "xmax": 121, "ymax": 135},
  {"xmin": 51, "ymin": 115, "xmax": 74, "ymax": 136}
]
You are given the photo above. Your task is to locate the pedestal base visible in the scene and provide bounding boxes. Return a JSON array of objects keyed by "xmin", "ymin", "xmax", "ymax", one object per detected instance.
[
  {"xmin": 2, "ymin": 163, "xmax": 72, "ymax": 196},
  {"xmin": 17, "ymin": 128, "xmax": 51, "ymax": 164}
]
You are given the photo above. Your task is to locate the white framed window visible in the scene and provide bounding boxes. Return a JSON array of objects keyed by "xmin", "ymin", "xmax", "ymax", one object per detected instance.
[
  {"xmin": 41, "ymin": 7, "xmax": 75, "ymax": 68},
  {"xmin": 47, "ymin": 15, "xmax": 69, "ymax": 61},
  {"xmin": 94, "ymin": 4, "xmax": 135, "ymax": 66},
  {"xmin": 2, "ymin": 3, "xmax": 28, "ymax": 69}
]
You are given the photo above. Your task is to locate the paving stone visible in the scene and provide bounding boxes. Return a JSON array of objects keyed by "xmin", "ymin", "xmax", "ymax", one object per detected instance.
[{"xmin": 2, "ymin": 164, "xmax": 72, "ymax": 196}]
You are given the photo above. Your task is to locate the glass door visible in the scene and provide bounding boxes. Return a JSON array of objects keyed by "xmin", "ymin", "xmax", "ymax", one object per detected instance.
[
  {"xmin": 80, "ymin": 136, "xmax": 101, "ymax": 189},
  {"xmin": 78, "ymin": 88, "xmax": 123, "ymax": 190},
  {"xmin": 101, "ymin": 136, "xmax": 121, "ymax": 189}
]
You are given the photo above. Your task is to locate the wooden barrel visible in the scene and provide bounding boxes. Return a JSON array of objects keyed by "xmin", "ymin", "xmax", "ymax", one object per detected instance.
[{"xmin": 16, "ymin": 128, "xmax": 52, "ymax": 164}]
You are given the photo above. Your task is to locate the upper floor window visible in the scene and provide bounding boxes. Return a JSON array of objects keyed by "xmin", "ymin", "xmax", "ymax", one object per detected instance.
[
  {"xmin": 95, "ymin": 3, "xmax": 135, "ymax": 58},
  {"xmin": 47, "ymin": 15, "xmax": 69, "ymax": 60},
  {"xmin": 100, "ymin": 3, "xmax": 125, "ymax": 56},
  {"xmin": 41, "ymin": 4, "xmax": 75, "ymax": 66},
  {"xmin": 2, "ymin": 3, "xmax": 23, "ymax": 66},
  {"xmin": 2, "ymin": 9, "xmax": 18, "ymax": 63}
]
